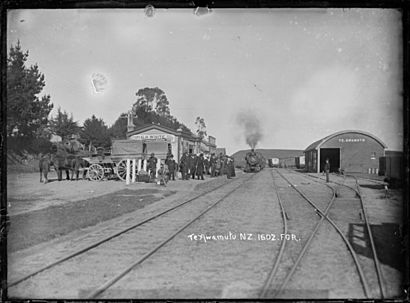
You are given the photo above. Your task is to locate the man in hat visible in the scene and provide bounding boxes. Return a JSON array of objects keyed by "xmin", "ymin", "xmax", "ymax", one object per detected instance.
[
  {"xmin": 210, "ymin": 153, "xmax": 216, "ymax": 177},
  {"xmin": 204, "ymin": 154, "xmax": 210, "ymax": 175},
  {"xmin": 165, "ymin": 154, "xmax": 177, "ymax": 181},
  {"xmin": 148, "ymin": 152, "xmax": 158, "ymax": 180},
  {"xmin": 195, "ymin": 153, "xmax": 205, "ymax": 180},
  {"xmin": 189, "ymin": 152, "xmax": 197, "ymax": 180},
  {"xmin": 180, "ymin": 151, "xmax": 189, "ymax": 180},
  {"xmin": 324, "ymin": 158, "xmax": 330, "ymax": 183}
]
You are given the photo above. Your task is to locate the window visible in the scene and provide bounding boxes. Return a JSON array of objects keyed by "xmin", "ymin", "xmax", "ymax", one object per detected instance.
[{"xmin": 371, "ymin": 152, "xmax": 376, "ymax": 160}]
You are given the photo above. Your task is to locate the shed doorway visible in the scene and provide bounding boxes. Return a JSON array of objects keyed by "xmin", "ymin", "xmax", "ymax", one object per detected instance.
[{"xmin": 320, "ymin": 148, "xmax": 340, "ymax": 173}]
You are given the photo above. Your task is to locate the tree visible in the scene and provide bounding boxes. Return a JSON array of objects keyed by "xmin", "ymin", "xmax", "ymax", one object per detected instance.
[
  {"xmin": 132, "ymin": 87, "xmax": 170, "ymax": 117},
  {"xmin": 81, "ymin": 115, "xmax": 111, "ymax": 148},
  {"xmin": 49, "ymin": 107, "xmax": 80, "ymax": 140},
  {"xmin": 109, "ymin": 113, "xmax": 128, "ymax": 139},
  {"xmin": 130, "ymin": 87, "xmax": 192, "ymax": 134},
  {"xmin": 7, "ymin": 41, "xmax": 53, "ymax": 138},
  {"xmin": 195, "ymin": 116, "xmax": 207, "ymax": 140}
]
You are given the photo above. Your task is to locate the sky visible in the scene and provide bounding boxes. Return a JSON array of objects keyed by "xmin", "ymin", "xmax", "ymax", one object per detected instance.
[{"xmin": 7, "ymin": 8, "xmax": 403, "ymax": 154}]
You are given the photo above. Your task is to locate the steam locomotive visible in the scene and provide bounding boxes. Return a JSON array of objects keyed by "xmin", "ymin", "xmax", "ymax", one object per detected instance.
[{"xmin": 244, "ymin": 149, "xmax": 265, "ymax": 172}]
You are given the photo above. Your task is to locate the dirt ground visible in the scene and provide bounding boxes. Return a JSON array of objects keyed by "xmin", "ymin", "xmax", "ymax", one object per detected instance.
[
  {"xmin": 6, "ymin": 169, "xmax": 404, "ymax": 300},
  {"xmin": 7, "ymin": 171, "xmax": 231, "ymax": 250},
  {"xmin": 7, "ymin": 172, "xmax": 166, "ymax": 215}
]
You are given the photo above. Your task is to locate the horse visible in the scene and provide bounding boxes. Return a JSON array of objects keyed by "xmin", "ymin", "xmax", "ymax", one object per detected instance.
[
  {"xmin": 51, "ymin": 139, "xmax": 87, "ymax": 181},
  {"xmin": 70, "ymin": 156, "xmax": 88, "ymax": 180},
  {"xmin": 50, "ymin": 145, "xmax": 71, "ymax": 181}
]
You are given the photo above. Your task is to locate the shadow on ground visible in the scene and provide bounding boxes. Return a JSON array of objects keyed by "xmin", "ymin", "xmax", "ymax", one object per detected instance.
[{"xmin": 349, "ymin": 223, "xmax": 403, "ymax": 271}]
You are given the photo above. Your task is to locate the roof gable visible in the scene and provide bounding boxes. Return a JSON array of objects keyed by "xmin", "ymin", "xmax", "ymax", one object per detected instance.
[
  {"xmin": 128, "ymin": 124, "xmax": 179, "ymax": 136},
  {"xmin": 127, "ymin": 123, "xmax": 201, "ymax": 142}
]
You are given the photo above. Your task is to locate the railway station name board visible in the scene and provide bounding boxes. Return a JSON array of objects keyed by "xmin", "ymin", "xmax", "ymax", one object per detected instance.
[
  {"xmin": 338, "ymin": 138, "xmax": 366, "ymax": 143},
  {"xmin": 130, "ymin": 134, "xmax": 175, "ymax": 142}
]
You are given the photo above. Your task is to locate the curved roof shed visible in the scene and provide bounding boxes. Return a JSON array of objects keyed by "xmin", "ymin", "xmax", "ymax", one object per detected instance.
[{"xmin": 304, "ymin": 130, "xmax": 387, "ymax": 174}]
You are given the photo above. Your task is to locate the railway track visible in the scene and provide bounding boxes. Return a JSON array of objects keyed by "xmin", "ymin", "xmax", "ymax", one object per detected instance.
[
  {"xmin": 283, "ymin": 169, "xmax": 385, "ymax": 298},
  {"xmin": 8, "ymin": 173, "xmax": 258, "ymax": 298},
  {"xmin": 316, "ymin": 172, "xmax": 386, "ymax": 298},
  {"xmin": 87, "ymin": 173, "xmax": 259, "ymax": 299},
  {"xmin": 260, "ymin": 168, "xmax": 374, "ymax": 299},
  {"xmin": 259, "ymin": 169, "xmax": 289, "ymax": 298}
]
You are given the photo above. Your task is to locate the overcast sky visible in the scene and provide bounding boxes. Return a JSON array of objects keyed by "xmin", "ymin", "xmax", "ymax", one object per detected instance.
[{"xmin": 7, "ymin": 8, "xmax": 403, "ymax": 154}]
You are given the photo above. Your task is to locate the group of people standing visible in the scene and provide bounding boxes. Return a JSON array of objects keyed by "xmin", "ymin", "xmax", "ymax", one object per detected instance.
[
  {"xmin": 179, "ymin": 152, "xmax": 236, "ymax": 180},
  {"xmin": 145, "ymin": 151, "xmax": 236, "ymax": 184}
]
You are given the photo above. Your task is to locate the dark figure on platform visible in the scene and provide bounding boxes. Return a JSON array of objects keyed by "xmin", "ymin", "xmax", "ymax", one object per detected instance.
[
  {"xmin": 230, "ymin": 157, "xmax": 236, "ymax": 177},
  {"xmin": 222, "ymin": 155, "xmax": 230, "ymax": 176},
  {"xmin": 226, "ymin": 156, "xmax": 235, "ymax": 179},
  {"xmin": 219, "ymin": 153, "xmax": 226, "ymax": 176},
  {"xmin": 180, "ymin": 151, "xmax": 189, "ymax": 180},
  {"xmin": 165, "ymin": 154, "xmax": 177, "ymax": 181},
  {"xmin": 325, "ymin": 158, "xmax": 330, "ymax": 183},
  {"xmin": 190, "ymin": 153, "xmax": 198, "ymax": 179},
  {"xmin": 215, "ymin": 156, "xmax": 222, "ymax": 176},
  {"xmin": 148, "ymin": 153, "xmax": 158, "ymax": 180},
  {"xmin": 204, "ymin": 156, "xmax": 210, "ymax": 175},
  {"xmin": 210, "ymin": 153, "xmax": 216, "ymax": 177},
  {"xmin": 195, "ymin": 153, "xmax": 205, "ymax": 180}
]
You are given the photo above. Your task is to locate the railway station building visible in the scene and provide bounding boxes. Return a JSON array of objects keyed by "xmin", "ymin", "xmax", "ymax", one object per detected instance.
[
  {"xmin": 126, "ymin": 123, "xmax": 217, "ymax": 162},
  {"xmin": 304, "ymin": 130, "xmax": 387, "ymax": 174}
]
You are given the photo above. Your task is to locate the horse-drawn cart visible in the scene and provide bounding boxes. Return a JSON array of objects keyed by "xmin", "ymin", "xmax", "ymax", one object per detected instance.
[{"xmin": 84, "ymin": 140, "xmax": 146, "ymax": 181}]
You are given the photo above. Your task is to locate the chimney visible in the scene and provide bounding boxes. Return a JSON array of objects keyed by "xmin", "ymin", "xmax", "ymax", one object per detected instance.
[{"xmin": 127, "ymin": 110, "xmax": 135, "ymax": 132}]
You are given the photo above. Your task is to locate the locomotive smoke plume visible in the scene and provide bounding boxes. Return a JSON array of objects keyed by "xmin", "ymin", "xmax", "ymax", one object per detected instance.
[{"xmin": 236, "ymin": 110, "xmax": 263, "ymax": 149}]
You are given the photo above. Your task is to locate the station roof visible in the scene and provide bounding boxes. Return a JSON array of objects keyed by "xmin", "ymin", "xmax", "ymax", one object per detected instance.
[
  {"xmin": 127, "ymin": 123, "xmax": 216, "ymax": 147},
  {"xmin": 304, "ymin": 130, "xmax": 388, "ymax": 152},
  {"xmin": 127, "ymin": 123, "xmax": 198, "ymax": 141}
]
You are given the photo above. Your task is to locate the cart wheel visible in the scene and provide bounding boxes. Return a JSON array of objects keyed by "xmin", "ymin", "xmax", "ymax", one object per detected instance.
[
  {"xmin": 116, "ymin": 159, "xmax": 131, "ymax": 181},
  {"xmin": 88, "ymin": 164, "xmax": 104, "ymax": 181}
]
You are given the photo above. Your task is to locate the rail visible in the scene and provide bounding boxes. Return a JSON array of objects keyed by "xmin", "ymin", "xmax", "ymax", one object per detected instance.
[
  {"xmin": 259, "ymin": 169, "xmax": 289, "ymax": 298},
  {"xmin": 8, "ymin": 176, "xmax": 238, "ymax": 288},
  {"xmin": 87, "ymin": 173, "xmax": 258, "ymax": 298},
  {"xmin": 273, "ymin": 169, "xmax": 370, "ymax": 298},
  {"xmin": 298, "ymin": 170, "xmax": 386, "ymax": 298}
]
